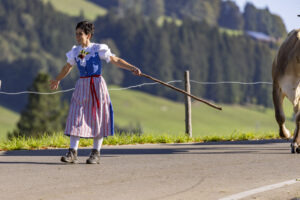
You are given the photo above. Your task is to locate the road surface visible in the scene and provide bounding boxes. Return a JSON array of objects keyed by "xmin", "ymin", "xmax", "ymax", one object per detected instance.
[{"xmin": 1, "ymin": 140, "xmax": 300, "ymax": 200}]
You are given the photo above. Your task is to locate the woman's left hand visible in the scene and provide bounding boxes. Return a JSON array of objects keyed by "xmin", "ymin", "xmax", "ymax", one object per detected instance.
[
  {"xmin": 132, "ymin": 67, "xmax": 142, "ymax": 76},
  {"xmin": 49, "ymin": 79, "xmax": 60, "ymax": 90}
]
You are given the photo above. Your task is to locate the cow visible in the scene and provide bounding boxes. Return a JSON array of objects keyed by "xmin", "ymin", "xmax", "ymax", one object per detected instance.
[{"xmin": 272, "ymin": 29, "xmax": 300, "ymax": 153}]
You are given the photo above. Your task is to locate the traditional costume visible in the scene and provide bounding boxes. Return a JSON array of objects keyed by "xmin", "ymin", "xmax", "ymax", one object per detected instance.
[{"xmin": 64, "ymin": 43, "xmax": 114, "ymax": 138}]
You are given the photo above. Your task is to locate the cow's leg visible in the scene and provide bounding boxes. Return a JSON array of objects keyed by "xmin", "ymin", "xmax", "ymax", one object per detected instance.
[
  {"xmin": 291, "ymin": 97, "xmax": 300, "ymax": 153},
  {"xmin": 292, "ymin": 110, "xmax": 300, "ymax": 153},
  {"xmin": 273, "ymin": 83, "xmax": 291, "ymax": 139}
]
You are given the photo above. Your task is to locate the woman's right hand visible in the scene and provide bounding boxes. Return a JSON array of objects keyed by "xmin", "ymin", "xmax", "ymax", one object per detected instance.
[
  {"xmin": 132, "ymin": 67, "xmax": 142, "ymax": 76},
  {"xmin": 49, "ymin": 79, "xmax": 60, "ymax": 90}
]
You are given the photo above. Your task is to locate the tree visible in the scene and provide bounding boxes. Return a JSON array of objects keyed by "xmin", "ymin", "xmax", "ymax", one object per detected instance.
[
  {"xmin": 9, "ymin": 73, "xmax": 68, "ymax": 138},
  {"xmin": 218, "ymin": 0, "xmax": 244, "ymax": 30},
  {"xmin": 143, "ymin": 0, "xmax": 164, "ymax": 19},
  {"xmin": 243, "ymin": 3, "xmax": 286, "ymax": 37},
  {"xmin": 205, "ymin": 29, "xmax": 225, "ymax": 102},
  {"xmin": 101, "ymin": 38, "xmax": 124, "ymax": 85},
  {"xmin": 0, "ymin": 0, "xmax": 283, "ymax": 109}
]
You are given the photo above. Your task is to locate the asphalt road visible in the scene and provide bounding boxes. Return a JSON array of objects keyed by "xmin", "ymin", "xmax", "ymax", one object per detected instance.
[{"xmin": 1, "ymin": 140, "xmax": 300, "ymax": 200}]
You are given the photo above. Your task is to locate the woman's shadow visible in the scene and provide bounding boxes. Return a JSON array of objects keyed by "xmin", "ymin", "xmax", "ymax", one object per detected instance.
[{"xmin": 0, "ymin": 147, "xmax": 188, "ymax": 165}]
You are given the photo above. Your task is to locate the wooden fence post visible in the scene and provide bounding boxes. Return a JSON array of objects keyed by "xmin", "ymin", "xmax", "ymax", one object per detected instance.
[{"xmin": 185, "ymin": 71, "xmax": 192, "ymax": 137}]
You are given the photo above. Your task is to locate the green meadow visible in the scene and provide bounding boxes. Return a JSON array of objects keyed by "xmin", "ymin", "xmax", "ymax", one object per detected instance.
[
  {"xmin": 0, "ymin": 106, "xmax": 19, "ymax": 139},
  {"xmin": 109, "ymin": 87, "xmax": 294, "ymax": 137},
  {"xmin": 41, "ymin": 0, "xmax": 107, "ymax": 21},
  {"xmin": 0, "ymin": 87, "xmax": 295, "ymax": 140},
  {"xmin": 218, "ymin": 27, "xmax": 244, "ymax": 36}
]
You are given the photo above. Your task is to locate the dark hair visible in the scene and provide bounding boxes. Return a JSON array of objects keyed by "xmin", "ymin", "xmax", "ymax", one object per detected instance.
[{"xmin": 76, "ymin": 21, "xmax": 95, "ymax": 37}]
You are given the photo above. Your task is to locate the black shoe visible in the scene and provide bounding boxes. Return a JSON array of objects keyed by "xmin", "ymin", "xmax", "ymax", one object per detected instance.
[
  {"xmin": 61, "ymin": 148, "xmax": 79, "ymax": 164},
  {"xmin": 86, "ymin": 149, "xmax": 100, "ymax": 164}
]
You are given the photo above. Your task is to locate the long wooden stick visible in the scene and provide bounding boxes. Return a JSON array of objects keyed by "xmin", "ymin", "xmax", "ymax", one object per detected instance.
[{"xmin": 141, "ymin": 73, "xmax": 222, "ymax": 111}]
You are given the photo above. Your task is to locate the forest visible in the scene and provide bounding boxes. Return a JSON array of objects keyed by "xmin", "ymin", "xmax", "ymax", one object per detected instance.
[{"xmin": 0, "ymin": 0, "xmax": 288, "ymax": 112}]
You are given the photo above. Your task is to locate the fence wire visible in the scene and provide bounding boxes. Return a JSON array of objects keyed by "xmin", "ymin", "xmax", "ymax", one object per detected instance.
[{"xmin": 0, "ymin": 79, "xmax": 273, "ymax": 95}]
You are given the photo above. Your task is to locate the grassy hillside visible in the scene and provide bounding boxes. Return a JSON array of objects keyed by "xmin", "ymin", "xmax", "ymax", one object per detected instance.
[
  {"xmin": 40, "ymin": 0, "xmax": 247, "ymax": 38},
  {"xmin": 41, "ymin": 0, "xmax": 107, "ymax": 21},
  {"xmin": 219, "ymin": 27, "xmax": 244, "ymax": 36},
  {"xmin": 0, "ymin": 87, "xmax": 295, "ymax": 139},
  {"xmin": 109, "ymin": 87, "xmax": 294, "ymax": 137},
  {"xmin": 0, "ymin": 106, "xmax": 19, "ymax": 139}
]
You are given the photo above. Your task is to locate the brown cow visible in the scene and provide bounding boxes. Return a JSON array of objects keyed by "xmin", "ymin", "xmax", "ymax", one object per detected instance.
[{"xmin": 272, "ymin": 29, "xmax": 300, "ymax": 153}]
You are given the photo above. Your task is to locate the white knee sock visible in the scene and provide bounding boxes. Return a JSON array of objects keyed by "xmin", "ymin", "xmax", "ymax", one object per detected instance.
[
  {"xmin": 93, "ymin": 137, "xmax": 104, "ymax": 151},
  {"xmin": 70, "ymin": 136, "xmax": 80, "ymax": 150}
]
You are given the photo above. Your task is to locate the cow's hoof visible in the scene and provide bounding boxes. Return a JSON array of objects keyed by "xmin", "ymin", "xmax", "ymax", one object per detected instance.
[
  {"xmin": 291, "ymin": 143, "xmax": 300, "ymax": 154},
  {"xmin": 291, "ymin": 143, "xmax": 296, "ymax": 154},
  {"xmin": 291, "ymin": 148, "xmax": 295, "ymax": 153},
  {"xmin": 291, "ymin": 147, "xmax": 295, "ymax": 154}
]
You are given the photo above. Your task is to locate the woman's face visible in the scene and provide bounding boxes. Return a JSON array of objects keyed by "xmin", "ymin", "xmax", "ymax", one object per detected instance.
[{"xmin": 75, "ymin": 28, "xmax": 91, "ymax": 46}]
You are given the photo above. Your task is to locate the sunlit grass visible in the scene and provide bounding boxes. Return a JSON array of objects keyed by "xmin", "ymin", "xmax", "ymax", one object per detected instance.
[
  {"xmin": 219, "ymin": 27, "xmax": 244, "ymax": 36},
  {"xmin": 157, "ymin": 16, "xmax": 182, "ymax": 27},
  {"xmin": 0, "ymin": 131, "xmax": 282, "ymax": 151}
]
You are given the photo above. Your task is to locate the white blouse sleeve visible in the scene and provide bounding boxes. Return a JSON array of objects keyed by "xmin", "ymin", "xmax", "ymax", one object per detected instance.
[
  {"xmin": 66, "ymin": 45, "xmax": 77, "ymax": 66},
  {"xmin": 96, "ymin": 44, "xmax": 115, "ymax": 63}
]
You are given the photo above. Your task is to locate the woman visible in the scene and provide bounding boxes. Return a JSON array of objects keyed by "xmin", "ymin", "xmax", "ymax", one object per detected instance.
[{"xmin": 50, "ymin": 21, "xmax": 141, "ymax": 164}]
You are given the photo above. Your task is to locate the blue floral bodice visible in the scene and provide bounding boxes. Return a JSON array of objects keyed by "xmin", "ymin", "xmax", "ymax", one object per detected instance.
[
  {"xmin": 66, "ymin": 43, "xmax": 115, "ymax": 77},
  {"xmin": 76, "ymin": 52, "xmax": 102, "ymax": 77}
]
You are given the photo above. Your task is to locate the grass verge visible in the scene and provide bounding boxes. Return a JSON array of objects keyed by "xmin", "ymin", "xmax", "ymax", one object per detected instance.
[{"xmin": 0, "ymin": 132, "xmax": 281, "ymax": 151}]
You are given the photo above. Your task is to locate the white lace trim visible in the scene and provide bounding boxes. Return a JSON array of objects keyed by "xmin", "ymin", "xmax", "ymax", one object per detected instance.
[{"xmin": 66, "ymin": 43, "xmax": 115, "ymax": 67}]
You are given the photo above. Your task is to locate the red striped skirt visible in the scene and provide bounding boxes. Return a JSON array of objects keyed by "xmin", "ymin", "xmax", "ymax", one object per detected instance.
[{"xmin": 64, "ymin": 76, "xmax": 114, "ymax": 138}]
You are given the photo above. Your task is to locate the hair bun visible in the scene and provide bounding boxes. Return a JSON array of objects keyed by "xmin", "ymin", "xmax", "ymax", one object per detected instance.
[{"xmin": 76, "ymin": 21, "xmax": 95, "ymax": 37}]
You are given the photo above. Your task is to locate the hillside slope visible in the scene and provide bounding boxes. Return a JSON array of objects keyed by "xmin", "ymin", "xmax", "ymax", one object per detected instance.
[
  {"xmin": 0, "ymin": 106, "xmax": 19, "ymax": 139},
  {"xmin": 109, "ymin": 87, "xmax": 293, "ymax": 136},
  {"xmin": 0, "ymin": 88, "xmax": 294, "ymax": 139},
  {"xmin": 41, "ymin": 0, "xmax": 107, "ymax": 20}
]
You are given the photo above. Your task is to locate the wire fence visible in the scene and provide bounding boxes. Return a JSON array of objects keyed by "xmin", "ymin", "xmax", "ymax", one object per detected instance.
[{"xmin": 0, "ymin": 80, "xmax": 273, "ymax": 95}]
